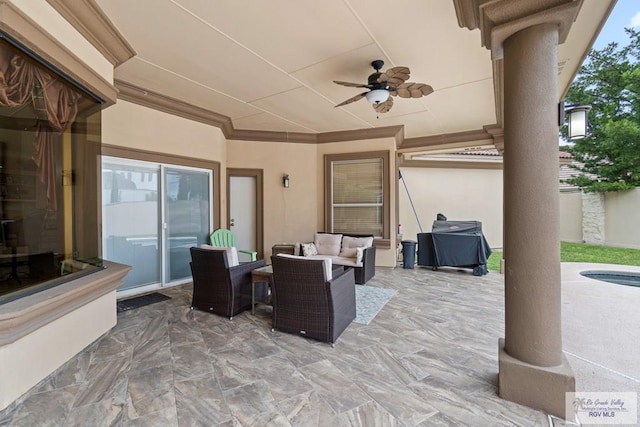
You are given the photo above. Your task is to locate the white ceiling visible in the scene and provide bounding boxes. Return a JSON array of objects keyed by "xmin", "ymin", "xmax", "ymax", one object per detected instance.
[{"xmin": 95, "ymin": 0, "xmax": 613, "ymax": 140}]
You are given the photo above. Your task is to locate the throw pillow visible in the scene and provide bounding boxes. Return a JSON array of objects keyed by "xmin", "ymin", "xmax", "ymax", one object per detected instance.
[
  {"xmin": 314, "ymin": 233, "xmax": 343, "ymax": 256},
  {"xmin": 301, "ymin": 242, "xmax": 318, "ymax": 257},
  {"xmin": 339, "ymin": 235, "xmax": 374, "ymax": 258},
  {"xmin": 355, "ymin": 247, "xmax": 365, "ymax": 266}
]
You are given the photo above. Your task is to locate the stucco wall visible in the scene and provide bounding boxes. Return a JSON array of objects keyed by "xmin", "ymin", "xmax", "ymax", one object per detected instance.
[
  {"xmin": 102, "ymin": 100, "xmax": 226, "ymax": 161},
  {"xmin": 226, "ymin": 140, "xmax": 318, "ymax": 259},
  {"xmin": 0, "ymin": 2, "xmax": 121, "ymax": 411},
  {"xmin": 605, "ymin": 188, "xmax": 640, "ymax": 249},
  {"xmin": 10, "ymin": 0, "xmax": 113, "ymax": 82},
  {"xmin": 559, "ymin": 190, "xmax": 583, "ymax": 243},
  {"xmin": 398, "ymin": 166, "xmax": 504, "ymax": 250}
]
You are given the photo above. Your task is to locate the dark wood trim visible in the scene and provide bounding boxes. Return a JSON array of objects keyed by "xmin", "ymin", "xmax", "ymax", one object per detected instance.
[
  {"xmin": 102, "ymin": 144, "xmax": 221, "ymax": 231},
  {"xmin": 323, "ymin": 150, "xmax": 391, "ymax": 241},
  {"xmin": 226, "ymin": 168, "xmax": 264, "ymax": 260},
  {"xmin": 45, "ymin": 0, "xmax": 136, "ymax": 66}
]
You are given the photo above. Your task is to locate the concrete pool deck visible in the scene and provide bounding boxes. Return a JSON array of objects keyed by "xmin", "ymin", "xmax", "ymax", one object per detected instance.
[{"xmin": 561, "ymin": 262, "xmax": 640, "ymax": 396}]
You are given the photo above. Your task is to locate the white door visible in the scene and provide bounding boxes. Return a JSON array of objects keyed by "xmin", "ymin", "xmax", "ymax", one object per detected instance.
[{"xmin": 229, "ymin": 176, "xmax": 256, "ymax": 262}]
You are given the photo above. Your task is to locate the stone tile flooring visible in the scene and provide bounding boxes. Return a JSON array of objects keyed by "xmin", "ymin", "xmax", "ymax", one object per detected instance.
[{"xmin": 1, "ymin": 265, "xmax": 606, "ymax": 426}]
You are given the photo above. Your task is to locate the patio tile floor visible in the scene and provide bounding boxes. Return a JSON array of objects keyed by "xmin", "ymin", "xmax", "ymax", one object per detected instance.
[{"xmin": 1, "ymin": 263, "xmax": 638, "ymax": 426}]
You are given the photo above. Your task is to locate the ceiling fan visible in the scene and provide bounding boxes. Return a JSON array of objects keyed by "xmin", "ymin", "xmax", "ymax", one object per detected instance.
[{"xmin": 333, "ymin": 60, "xmax": 433, "ymax": 115}]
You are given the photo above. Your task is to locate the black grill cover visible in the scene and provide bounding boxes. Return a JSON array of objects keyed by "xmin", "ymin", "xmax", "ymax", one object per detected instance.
[{"xmin": 417, "ymin": 220, "xmax": 492, "ymax": 275}]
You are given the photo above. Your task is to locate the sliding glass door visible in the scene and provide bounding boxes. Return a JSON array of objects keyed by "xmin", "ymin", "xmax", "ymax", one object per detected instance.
[
  {"xmin": 164, "ymin": 167, "xmax": 211, "ymax": 282},
  {"xmin": 102, "ymin": 157, "xmax": 212, "ymax": 292}
]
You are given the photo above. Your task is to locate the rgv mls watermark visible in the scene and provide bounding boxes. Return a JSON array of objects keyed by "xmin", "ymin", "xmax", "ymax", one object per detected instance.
[{"xmin": 566, "ymin": 392, "xmax": 637, "ymax": 425}]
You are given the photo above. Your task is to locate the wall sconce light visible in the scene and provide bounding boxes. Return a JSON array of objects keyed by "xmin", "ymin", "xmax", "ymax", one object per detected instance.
[
  {"xmin": 283, "ymin": 173, "xmax": 290, "ymax": 188},
  {"xmin": 561, "ymin": 102, "xmax": 592, "ymax": 140}
]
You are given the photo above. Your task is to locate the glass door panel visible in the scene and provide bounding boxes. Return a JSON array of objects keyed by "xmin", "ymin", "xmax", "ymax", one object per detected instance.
[
  {"xmin": 102, "ymin": 159, "xmax": 160, "ymax": 290},
  {"xmin": 164, "ymin": 167, "xmax": 211, "ymax": 282}
]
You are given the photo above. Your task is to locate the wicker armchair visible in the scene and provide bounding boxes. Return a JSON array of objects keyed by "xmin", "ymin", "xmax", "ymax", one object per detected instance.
[
  {"xmin": 270, "ymin": 255, "xmax": 356, "ymax": 344},
  {"xmin": 189, "ymin": 247, "xmax": 267, "ymax": 319}
]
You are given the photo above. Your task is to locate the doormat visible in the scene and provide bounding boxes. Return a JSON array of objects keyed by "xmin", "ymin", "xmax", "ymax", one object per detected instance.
[{"xmin": 117, "ymin": 292, "xmax": 171, "ymax": 313}]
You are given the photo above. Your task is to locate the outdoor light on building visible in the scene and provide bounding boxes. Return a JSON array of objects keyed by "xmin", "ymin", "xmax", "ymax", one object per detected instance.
[
  {"xmin": 565, "ymin": 104, "xmax": 592, "ymax": 140},
  {"xmin": 365, "ymin": 89, "xmax": 390, "ymax": 105},
  {"xmin": 283, "ymin": 173, "xmax": 290, "ymax": 188}
]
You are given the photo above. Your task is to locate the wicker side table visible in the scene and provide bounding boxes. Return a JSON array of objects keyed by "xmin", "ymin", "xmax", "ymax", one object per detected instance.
[{"xmin": 271, "ymin": 244, "xmax": 296, "ymax": 256}]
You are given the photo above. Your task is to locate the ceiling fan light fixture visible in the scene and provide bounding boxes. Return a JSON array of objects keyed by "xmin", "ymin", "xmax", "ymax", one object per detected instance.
[{"xmin": 365, "ymin": 89, "xmax": 389, "ymax": 105}]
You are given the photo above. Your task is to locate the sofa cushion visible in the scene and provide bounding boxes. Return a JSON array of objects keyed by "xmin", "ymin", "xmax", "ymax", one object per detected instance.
[
  {"xmin": 314, "ymin": 233, "xmax": 343, "ymax": 256},
  {"xmin": 277, "ymin": 253, "xmax": 333, "ymax": 281},
  {"xmin": 339, "ymin": 236, "xmax": 374, "ymax": 258},
  {"xmin": 199, "ymin": 244, "xmax": 239, "ymax": 267},
  {"xmin": 301, "ymin": 242, "xmax": 318, "ymax": 257},
  {"xmin": 307, "ymin": 254, "xmax": 359, "ymax": 268},
  {"xmin": 355, "ymin": 247, "xmax": 365, "ymax": 266}
]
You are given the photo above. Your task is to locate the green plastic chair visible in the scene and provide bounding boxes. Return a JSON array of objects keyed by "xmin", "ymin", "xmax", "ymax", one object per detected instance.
[{"xmin": 209, "ymin": 228, "xmax": 258, "ymax": 261}]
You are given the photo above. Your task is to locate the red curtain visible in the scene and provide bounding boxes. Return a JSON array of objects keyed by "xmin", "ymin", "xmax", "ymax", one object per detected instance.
[{"xmin": 0, "ymin": 44, "xmax": 80, "ymax": 211}]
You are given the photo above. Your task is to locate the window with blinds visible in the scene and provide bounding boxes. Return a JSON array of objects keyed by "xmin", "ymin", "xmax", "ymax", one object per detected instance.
[{"xmin": 331, "ymin": 158, "xmax": 384, "ymax": 237}]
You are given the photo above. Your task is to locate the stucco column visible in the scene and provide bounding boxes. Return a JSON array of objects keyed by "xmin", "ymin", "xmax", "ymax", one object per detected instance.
[{"xmin": 500, "ymin": 23, "xmax": 574, "ymax": 418}]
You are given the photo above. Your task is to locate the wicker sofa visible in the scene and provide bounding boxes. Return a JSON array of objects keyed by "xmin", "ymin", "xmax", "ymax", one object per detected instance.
[{"xmin": 298, "ymin": 233, "xmax": 376, "ymax": 284}]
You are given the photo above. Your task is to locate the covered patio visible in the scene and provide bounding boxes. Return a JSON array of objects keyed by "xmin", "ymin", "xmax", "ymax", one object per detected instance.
[
  {"xmin": 0, "ymin": 0, "xmax": 623, "ymax": 421},
  {"xmin": 2, "ymin": 263, "xmax": 638, "ymax": 426}
]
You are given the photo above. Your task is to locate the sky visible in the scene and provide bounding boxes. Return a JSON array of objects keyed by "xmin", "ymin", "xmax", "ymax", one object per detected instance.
[{"xmin": 592, "ymin": 0, "xmax": 640, "ymax": 49}]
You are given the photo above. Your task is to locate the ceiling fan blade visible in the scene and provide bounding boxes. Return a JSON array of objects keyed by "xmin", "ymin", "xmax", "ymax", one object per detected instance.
[
  {"xmin": 373, "ymin": 97, "xmax": 393, "ymax": 113},
  {"xmin": 335, "ymin": 91, "xmax": 368, "ymax": 107},
  {"xmin": 379, "ymin": 66, "xmax": 410, "ymax": 87},
  {"xmin": 391, "ymin": 82, "xmax": 434, "ymax": 98},
  {"xmin": 333, "ymin": 80, "xmax": 370, "ymax": 88}
]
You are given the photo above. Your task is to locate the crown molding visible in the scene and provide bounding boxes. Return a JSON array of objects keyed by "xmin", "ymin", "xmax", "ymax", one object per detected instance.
[
  {"xmin": 492, "ymin": 58, "xmax": 504, "ymax": 127},
  {"xmin": 317, "ymin": 125, "xmax": 404, "ymax": 144},
  {"xmin": 400, "ymin": 158, "xmax": 503, "ymax": 170},
  {"xmin": 454, "ymin": 0, "xmax": 583, "ymax": 59},
  {"xmin": 399, "ymin": 128, "xmax": 493, "ymax": 153},
  {"xmin": 46, "ymin": 0, "xmax": 135, "ymax": 66},
  {"xmin": 228, "ymin": 129, "xmax": 318, "ymax": 144},
  {"xmin": 116, "ymin": 80, "xmax": 408, "ymax": 145},
  {"xmin": 115, "ymin": 80, "xmax": 235, "ymax": 135}
]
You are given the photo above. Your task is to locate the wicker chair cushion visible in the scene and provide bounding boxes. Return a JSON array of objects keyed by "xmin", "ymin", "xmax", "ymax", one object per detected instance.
[
  {"xmin": 276, "ymin": 253, "xmax": 333, "ymax": 280},
  {"xmin": 314, "ymin": 233, "xmax": 343, "ymax": 256},
  {"xmin": 198, "ymin": 244, "xmax": 239, "ymax": 266},
  {"xmin": 339, "ymin": 235, "xmax": 374, "ymax": 258}
]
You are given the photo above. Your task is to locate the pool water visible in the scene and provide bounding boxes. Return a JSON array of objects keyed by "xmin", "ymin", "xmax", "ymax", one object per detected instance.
[{"xmin": 580, "ymin": 271, "xmax": 640, "ymax": 287}]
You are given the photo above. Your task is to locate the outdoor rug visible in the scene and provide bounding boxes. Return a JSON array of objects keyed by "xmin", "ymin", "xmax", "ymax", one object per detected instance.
[
  {"xmin": 354, "ymin": 285, "xmax": 397, "ymax": 325},
  {"xmin": 117, "ymin": 292, "xmax": 171, "ymax": 313}
]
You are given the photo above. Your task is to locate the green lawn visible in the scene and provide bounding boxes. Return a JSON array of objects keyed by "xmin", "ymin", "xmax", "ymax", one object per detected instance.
[{"xmin": 487, "ymin": 242, "xmax": 640, "ymax": 271}]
